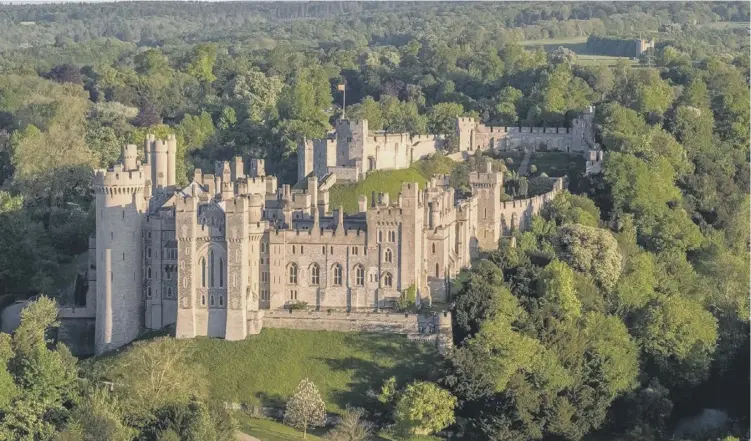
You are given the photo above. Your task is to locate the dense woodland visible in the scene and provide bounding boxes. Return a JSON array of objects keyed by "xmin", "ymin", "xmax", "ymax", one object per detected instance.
[{"xmin": 0, "ymin": 2, "xmax": 747, "ymax": 441}]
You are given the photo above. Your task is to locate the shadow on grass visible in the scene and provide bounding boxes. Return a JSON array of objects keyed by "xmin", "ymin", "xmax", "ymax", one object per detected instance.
[{"xmin": 314, "ymin": 333, "xmax": 445, "ymax": 411}]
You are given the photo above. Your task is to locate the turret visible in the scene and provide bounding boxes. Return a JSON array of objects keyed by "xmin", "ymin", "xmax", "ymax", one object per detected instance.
[
  {"xmin": 166, "ymin": 134, "xmax": 177, "ymax": 187},
  {"xmin": 93, "ymin": 157, "xmax": 147, "ymax": 355},
  {"xmin": 232, "ymin": 157, "xmax": 244, "ymax": 181},
  {"xmin": 122, "ymin": 144, "xmax": 138, "ymax": 171},
  {"xmin": 249, "ymin": 158, "xmax": 265, "ymax": 178},
  {"xmin": 153, "ymin": 139, "xmax": 168, "ymax": 190}
]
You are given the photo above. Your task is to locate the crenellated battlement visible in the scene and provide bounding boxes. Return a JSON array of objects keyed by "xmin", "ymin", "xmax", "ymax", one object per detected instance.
[{"xmin": 93, "ymin": 165, "xmax": 146, "ymax": 193}]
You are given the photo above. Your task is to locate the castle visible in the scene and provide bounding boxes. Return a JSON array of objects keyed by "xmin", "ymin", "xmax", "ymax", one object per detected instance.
[
  {"xmin": 298, "ymin": 106, "xmax": 597, "ymax": 182},
  {"xmin": 58, "ymin": 108, "xmax": 600, "ymax": 356}
]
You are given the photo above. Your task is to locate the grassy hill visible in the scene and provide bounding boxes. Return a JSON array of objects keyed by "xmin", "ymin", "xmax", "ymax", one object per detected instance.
[
  {"xmin": 187, "ymin": 329, "xmax": 442, "ymax": 413},
  {"xmin": 328, "ymin": 156, "xmax": 456, "ymax": 213}
]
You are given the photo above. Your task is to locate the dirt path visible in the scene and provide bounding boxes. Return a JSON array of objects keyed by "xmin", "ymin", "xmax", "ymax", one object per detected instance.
[
  {"xmin": 236, "ymin": 431, "xmax": 261, "ymax": 441},
  {"xmin": 518, "ymin": 148, "xmax": 533, "ymax": 175}
]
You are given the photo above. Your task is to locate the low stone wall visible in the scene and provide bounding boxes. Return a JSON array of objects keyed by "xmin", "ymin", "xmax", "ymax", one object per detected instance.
[{"xmin": 260, "ymin": 309, "xmax": 453, "ymax": 351}]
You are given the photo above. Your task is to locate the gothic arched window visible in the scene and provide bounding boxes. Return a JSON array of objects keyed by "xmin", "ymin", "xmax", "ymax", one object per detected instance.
[
  {"xmin": 200, "ymin": 257, "xmax": 206, "ymax": 288},
  {"xmin": 289, "ymin": 264, "xmax": 298, "ymax": 285},
  {"xmin": 219, "ymin": 295, "xmax": 224, "ymax": 307},
  {"xmin": 209, "ymin": 250, "xmax": 215, "ymax": 287},
  {"xmin": 385, "ymin": 248, "xmax": 393, "ymax": 263},
  {"xmin": 432, "ymin": 243, "xmax": 436, "ymax": 254},
  {"xmin": 333, "ymin": 264, "xmax": 343, "ymax": 286},
  {"xmin": 210, "ymin": 295, "xmax": 215, "ymax": 306},
  {"xmin": 383, "ymin": 272, "xmax": 393, "ymax": 288},
  {"xmin": 310, "ymin": 264, "xmax": 320, "ymax": 286},
  {"xmin": 355, "ymin": 265, "xmax": 365, "ymax": 287},
  {"xmin": 219, "ymin": 258, "xmax": 224, "ymax": 288}
]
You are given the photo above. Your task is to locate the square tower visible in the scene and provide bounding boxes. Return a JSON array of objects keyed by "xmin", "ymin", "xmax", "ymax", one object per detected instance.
[{"xmin": 469, "ymin": 160, "xmax": 504, "ymax": 250}]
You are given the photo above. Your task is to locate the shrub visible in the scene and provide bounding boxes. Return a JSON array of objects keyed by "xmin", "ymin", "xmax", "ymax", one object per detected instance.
[
  {"xmin": 394, "ymin": 381, "xmax": 456, "ymax": 436},
  {"xmin": 284, "ymin": 378, "xmax": 326, "ymax": 438},
  {"xmin": 529, "ymin": 164, "xmax": 538, "ymax": 174},
  {"xmin": 288, "ymin": 301, "xmax": 309, "ymax": 311}
]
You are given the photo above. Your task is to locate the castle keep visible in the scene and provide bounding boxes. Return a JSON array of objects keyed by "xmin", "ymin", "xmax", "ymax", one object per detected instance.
[{"xmin": 60, "ymin": 107, "xmax": 600, "ymax": 355}]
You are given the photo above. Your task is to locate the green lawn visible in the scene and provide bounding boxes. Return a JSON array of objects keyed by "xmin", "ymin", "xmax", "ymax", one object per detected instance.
[
  {"xmin": 493, "ymin": 151, "xmax": 526, "ymax": 173},
  {"xmin": 519, "ymin": 36, "xmax": 636, "ymax": 66},
  {"xmin": 237, "ymin": 416, "xmax": 326, "ymax": 441},
  {"xmin": 328, "ymin": 156, "xmax": 456, "ymax": 213},
  {"xmin": 236, "ymin": 415, "xmax": 440, "ymax": 441},
  {"xmin": 528, "ymin": 152, "xmax": 585, "ymax": 178},
  {"xmin": 190, "ymin": 329, "xmax": 442, "ymax": 413}
]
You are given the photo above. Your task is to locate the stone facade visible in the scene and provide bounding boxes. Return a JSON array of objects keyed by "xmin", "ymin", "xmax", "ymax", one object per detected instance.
[
  {"xmin": 59, "ymin": 104, "xmax": 597, "ymax": 355},
  {"xmin": 299, "ymin": 107, "xmax": 599, "ymax": 182}
]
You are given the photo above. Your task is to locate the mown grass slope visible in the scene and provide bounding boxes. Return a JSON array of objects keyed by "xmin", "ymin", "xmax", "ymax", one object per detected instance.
[
  {"xmin": 190, "ymin": 328, "xmax": 442, "ymax": 413},
  {"xmin": 328, "ymin": 156, "xmax": 456, "ymax": 213}
]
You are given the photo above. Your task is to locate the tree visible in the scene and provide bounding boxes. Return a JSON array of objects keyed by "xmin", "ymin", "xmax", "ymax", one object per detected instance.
[
  {"xmin": 186, "ymin": 43, "xmax": 217, "ymax": 83},
  {"xmin": 0, "ymin": 296, "xmax": 79, "ymax": 441},
  {"xmin": 102, "ymin": 337, "xmax": 208, "ymax": 416},
  {"xmin": 59, "ymin": 387, "xmax": 136, "ymax": 441},
  {"xmin": 427, "ymin": 102, "xmax": 464, "ymax": 134},
  {"xmin": 284, "ymin": 378, "xmax": 326, "ymax": 438},
  {"xmin": 393, "ymin": 381, "xmax": 456, "ymax": 437},
  {"xmin": 553, "ymin": 224, "xmax": 623, "ymax": 291},
  {"xmin": 46, "ymin": 64, "xmax": 84, "ymax": 85},
  {"xmin": 540, "ymin": 260, "xmax": 581, "ymax": 320},
  {"xmin": 133, "ymin": 101, "xmax": 161, "ymax": 128},
  {"xmin": 326, "ymin": 406, "xmax": 372, "ymax": 441},
  {"xmin": 637, "ymin": 296, "xmax": 718, "ymax": 388}
]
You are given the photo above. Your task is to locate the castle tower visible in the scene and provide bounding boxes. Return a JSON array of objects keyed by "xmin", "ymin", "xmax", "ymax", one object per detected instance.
[
  {"xmin": 224, "ymin": 196, "xmax": 250, "ymax": 340},
  {"xmin": 469, "ymin": 160, "xmax": 504, "ymax": 250},
  {"xmin": 455, "ymin": 117, "xmax": 478, "ymax": 152},
  {"xmin": 298, "ymin": 138, "xmax": 314, "ymax": 182},
  {"xmin": 175, "ymin": 195, "xmax": 198, "ymax": 339},
  {"xmin": 248, "ymin": 158, "xmax": 265, "ymax": 178},
  {"xmin": 246, "ymin": 194, "xmax": 266, "ymax": 335},
  {"xmin": 166, "ymin": 134, "xmax": 177, "ymax": 187},
  {"xmin": 572, "ymin": 106, "xmax": 595, "ymax": 151},
  {"xmin": 397, "ymin": 182, "xmax": 426, "ymax": 302},
  {"xmin": 93, "ymin": 145, "xmax": 147, "ymax": 354}
]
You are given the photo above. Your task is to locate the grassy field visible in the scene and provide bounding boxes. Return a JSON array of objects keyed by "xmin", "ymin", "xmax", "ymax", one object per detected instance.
[
  {"xmin": 529, "ymin": 151, "xmax": 585, "ymax": 178},
  {"xmin": 237, "ymin": 416, "xmax": 326, "ymax": 441},
  {"xmin": 189, "ymin": 329, "xmax": 442, "ymax": 413},
  {"xmin": 236, "ymin": 415, "xmax": 440, "ymax": 441},
  {"xmin": 328, "ymin": 156, "xmax": 456, "ymax": 213},
  {"xmin": 519, "ymin": 36, "xmax": 637, "ymax": 66}
]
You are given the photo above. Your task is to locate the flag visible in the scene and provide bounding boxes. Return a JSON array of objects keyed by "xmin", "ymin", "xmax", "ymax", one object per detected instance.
[{"xmin": 337, "ymin": 84, "xmax": 345, "ymax": 91}]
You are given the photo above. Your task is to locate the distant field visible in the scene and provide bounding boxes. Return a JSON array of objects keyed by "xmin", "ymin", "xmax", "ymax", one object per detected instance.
[{"xmin": 519, "ymin": 36, "xmax": 636, "ymax": 66}]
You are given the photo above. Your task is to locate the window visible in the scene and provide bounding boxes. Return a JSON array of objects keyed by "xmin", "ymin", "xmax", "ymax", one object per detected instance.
[
  {"xmin": 352, "ymin": 246, "xmax": 358, "ymax": 255},
  {"xmin": 322, "ymin": 245, "xmax": 326, "ymax": 254},
  {"xmin": 383, "ymin": 272, "xmax": 393, "ymax": 288},
  {"xmin": 432, "ymin": 243, "xmax": 436, "ymax": 254},
  {"xmin": 436, "ymin": 263, "xmax": 440, "ymax": 278},
  {"xmin": 219, "ymin": 258, "xmax": 224, "ymax": 287},
  {"xmin": 260, "ymin": 242, "xmax": 266, "ymax": 253},
  {"xmin": 122, "ymin": 210, "xmax": 125, "ymax": 220},
  {"xmin": 389, "ymin": 231, "xmax": 396, "ymax": 242},
  {"xmin": 333, "ymin": 264, "xmax": 343, "ymax": 286},
  {"xmin": 146, "ymin": 266, "xmax": 152, "ymax": 279},
  {"xmin": 484, "ymin": 208, "xmax": 487, "ymax": 219},
  {"xmin": 147, "ymin": 287, "xmax": 152, "ymax": 298},
  {"xmin": 290, "ymin": 290, "xmax": 298, "ymax": 300},
  {"xmin": 111, "ymin": 232, "xmax": 114, "ymax": 240},
  {"xmin": 300, "ymin": 246, "xmax": 304, "ymax": 253},
  {"xmin": 210, "ymin": 295, "xmax": 215, "ymax": 306},
  {"xmin": 201, "ymin": 257, "xmax": 207, "ymax": 287},
  {"xmin": 201, "ymin": 295, "xmax": 206, "ymax": 306},
  {"xmin": 385, "ymin": 248, "xmax": 393, "ymax": 263},
  {"xmin": 378, "ymin": 231, "xmax": 383, "ymax": 242},
  {"xmin": 123, "ymin": 252, "xmax": 125, "ymax": 261},
  {"xmin": 292, "ymin": 245, "xmax": 296, "ymax": 254},
  {"xmin": 355, "ymin": 265, "xmax": 365, "ymax": 287},
  {"xmin": 166, "ymin": 287, "xmax": 172, "ymax": 298},
  {"xmin": 261, "ymin": 290, "xmax": 269, "ymax": 301},
  {"xmin": 310, "ymin": 264, "xmax": 320, "ymax": 285},
  {"xmin": 219, "ymin": 296, "xmax": 224, "ymax": 307},
  {"xmin": 209, "ymin": 250, "xmax": 215, "ymax": 287},
  {"xmin": 330, "ymin": 246, "xmax": 334, "ymax": 254},
  {"xmin": 166, "ymin": 269, "xmax": 172, "ymax": 280},
  {"xmin": 262, "ymin": 272, "xmax": 269, "ymax": 283},
  {"xmin": 289, "ymin": 264, "xmax": 298, "ymax": 284}
]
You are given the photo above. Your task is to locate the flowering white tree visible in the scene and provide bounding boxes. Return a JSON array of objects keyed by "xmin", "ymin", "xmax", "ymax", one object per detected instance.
[{"xmin": 284, "ymin": 378, "xmax": 326, "ymax": 438}]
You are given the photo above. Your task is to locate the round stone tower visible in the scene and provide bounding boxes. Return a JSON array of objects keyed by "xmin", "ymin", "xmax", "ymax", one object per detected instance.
[{"xmin": 93, "ymin": 144, "xmax": 147, "ymax": 355}]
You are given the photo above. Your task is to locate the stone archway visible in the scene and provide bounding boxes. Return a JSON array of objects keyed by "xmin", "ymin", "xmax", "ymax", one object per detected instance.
[{"xmin": 368, "ymin": 156, "xmax": 376, "ymax": 171}]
